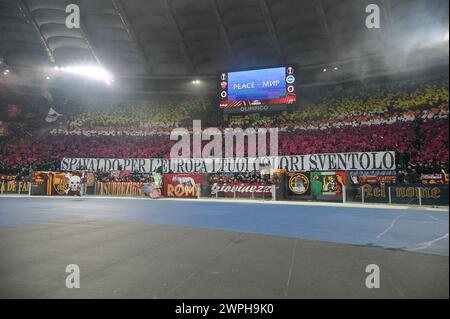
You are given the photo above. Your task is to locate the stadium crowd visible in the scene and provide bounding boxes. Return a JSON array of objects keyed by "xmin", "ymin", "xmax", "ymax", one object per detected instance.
[
  {"xmin": 61, "ymin": 98, "xmax": 210, "ymax": 130},
  {"xmin": 0, "ymin": 77, "xmax": 448, "ymax": 184}
]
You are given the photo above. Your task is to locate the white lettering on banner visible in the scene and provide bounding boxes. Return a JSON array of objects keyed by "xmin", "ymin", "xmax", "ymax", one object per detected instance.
[
  {"xmin": 211, "ymin": 183, "xmax": 272, "ymax": 195},
  {"xmin": 61, "ymin": 151, "xmax": 396, "ymax": 173}
]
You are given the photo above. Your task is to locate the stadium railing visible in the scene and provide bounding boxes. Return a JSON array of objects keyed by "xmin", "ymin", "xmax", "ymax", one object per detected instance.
[{"xmin": 1, "ymin": 180, "xmax": 448, "ymax": 207}]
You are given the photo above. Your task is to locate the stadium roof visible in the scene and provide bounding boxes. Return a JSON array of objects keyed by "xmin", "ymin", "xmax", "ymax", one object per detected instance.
[{"xmin": 0, "ymin": 0, "xmax": 448, "ymax": 92}]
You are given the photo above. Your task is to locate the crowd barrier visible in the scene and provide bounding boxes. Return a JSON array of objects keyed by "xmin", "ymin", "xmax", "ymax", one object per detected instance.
[{"xmin": 1, "ymin": 180, "xmax": 448, "ymax": 207}]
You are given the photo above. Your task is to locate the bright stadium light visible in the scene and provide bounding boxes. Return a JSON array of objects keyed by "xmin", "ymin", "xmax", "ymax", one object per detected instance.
[
  {"xmin": 58, "ymin": 65, "xmax": 114, "ymax": 84},
  {"xmin": 431, "ymin": 31, "xmax": 449, "ymax": 45}
]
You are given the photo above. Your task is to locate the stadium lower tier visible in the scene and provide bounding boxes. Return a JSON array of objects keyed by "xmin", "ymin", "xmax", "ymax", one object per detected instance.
[{"xmin": 0, "ymin": 119, "xmax": 448, "ymax": 174}]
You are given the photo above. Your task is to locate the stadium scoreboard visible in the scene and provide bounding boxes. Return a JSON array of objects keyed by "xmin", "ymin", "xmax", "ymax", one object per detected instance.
[{"xmin": 218, "ymin": 65, "xmax": 297, "ymax": 114}]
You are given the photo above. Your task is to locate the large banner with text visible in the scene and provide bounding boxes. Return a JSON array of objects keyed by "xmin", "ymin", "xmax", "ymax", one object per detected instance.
[{"xmin": 61, "ymin": 151, "xmax": 396, "ymax": 174}]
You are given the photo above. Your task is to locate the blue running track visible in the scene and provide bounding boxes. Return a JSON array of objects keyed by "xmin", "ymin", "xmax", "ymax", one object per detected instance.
[{"xmin": 0, "ymin": 197, "xmax": 448, "ymax": 256}]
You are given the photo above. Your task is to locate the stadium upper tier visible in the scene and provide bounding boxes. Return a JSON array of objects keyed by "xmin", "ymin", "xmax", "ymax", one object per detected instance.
[{"xmin": 47, "ymin": 77, "xmax": 448, "ymax": 132}]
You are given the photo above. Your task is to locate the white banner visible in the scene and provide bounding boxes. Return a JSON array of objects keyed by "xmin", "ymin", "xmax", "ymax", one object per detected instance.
[{"xmin": 60, "ymin": 151, "xmax": 396, "ymax": 173}]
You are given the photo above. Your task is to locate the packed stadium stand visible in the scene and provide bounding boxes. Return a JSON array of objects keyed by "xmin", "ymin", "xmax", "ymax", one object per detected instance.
[{"xmin": 1, "ymin": 76, "xmax": 448, "ymax": 182}]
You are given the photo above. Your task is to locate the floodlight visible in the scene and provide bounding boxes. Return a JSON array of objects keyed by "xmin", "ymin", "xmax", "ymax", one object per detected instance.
[{"xmin": 59, "ymin": 65, "xmax": 114, "ymax": 84}]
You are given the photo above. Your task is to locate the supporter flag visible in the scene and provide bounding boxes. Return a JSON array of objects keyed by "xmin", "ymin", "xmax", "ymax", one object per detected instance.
[
  {"xmin": 45, "ymin": 107, "xmax": 63, "ymax": 123},
  {"xmin": 335, "ymin": 172, "xmax": 346, "ymax": 196},
  {"xmin": 310, "ymin": 171, "xmax": 347, "ymax": 196},
  {"xmin": 310, "ymin": 172, "xmax": 322, "ymax": 196}
]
